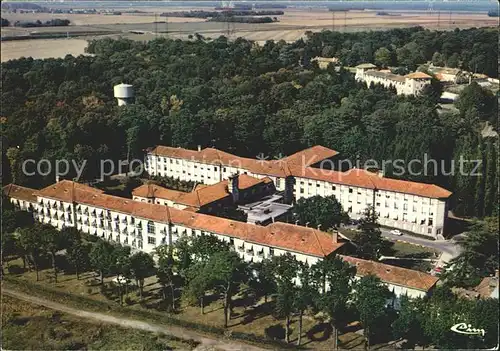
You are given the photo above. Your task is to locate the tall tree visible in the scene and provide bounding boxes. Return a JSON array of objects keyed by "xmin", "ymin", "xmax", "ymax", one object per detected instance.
[
  {"xmin": 353, "ymin": 275, "xmax": 391, "ymax": 349},
  {"xmin": 206, "ymin": 251, "xmax": 248, "ymax": 328},
  {"xmin": 294, "ymin": 262, "xmax": 316, "ymax": 346},
  {"xmin": 293, "ymin": 195, "xmax": 348, "ymax": 230},
  {"xmin": 18, "ymin": 226, "xmax": 44, "ymax": 281},
  {"xmin": 66, "ymin": 241, "xmax": 90, "ymax": 280},
  {"xmin": 89, "ymin": 240, "xmax": 115, "ymax": 285},
  {"xmin": 155, "ymin": 244, "xmax": 177, "ymax": 310},
  {"xmin": 272, "ymin": 253, "xmax": 300, "ymax": 343},
  {"xmin": 130, "ymin": 251, "xmax": 155, "ymax": 300},
  {"xmin": 353, "ymin": 206, "xmax": 384, "ymax": 260},
  {"xmin": 312, "ymin": 255, "xmax": 356, "ymax": 350}
]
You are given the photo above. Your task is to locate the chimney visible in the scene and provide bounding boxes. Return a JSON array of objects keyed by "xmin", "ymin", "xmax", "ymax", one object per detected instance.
[
  {"xmin": 228, "ymin": 173, "xmax": 239, "ymax": 203},
  {"xmin": 197, "ymin": 145, "xmax": 201, "ymax": 152},
  {"xmin": 295, "ymin": 220, "xmax": 299, "ymax": 225},
  {"xmin": 305, "ymin": 222, "xmax": 310, "ymax": 227},
  {"xmin": 317, "ymin": 224, "xmax": 322, "ymax": 230},
  {"xmin": 332, "ymin": 231, "xmax": 338, "ymax": 243}
]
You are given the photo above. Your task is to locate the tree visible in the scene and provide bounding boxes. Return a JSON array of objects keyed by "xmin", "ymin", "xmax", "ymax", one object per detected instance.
[
  {"xmin": 294, "ymin": 263, "xmax": 316, "ymax": 346},
  {"xmin": 431, "ymin": 52, "xmax": 445, "ymax": 66},
  {"xmin": 155, "ymin": 244, "xmax": 176, "ymax": 310},
  {"xmin": 250, "ymin": 259, "xmax": 276, "ymax": 303},
  {"xmin": 272, "ymin": 253, "xmax": 300, "ymax": 343},
  {"xmin": 1, "ymin": 17, "xmax": 10, "ymax": 27},
  {"xmin": 66, "ymin": 241, "xmax": 90, "ymax": 280},
  {"xmin": 1, "ymin": 232, "xmax": 17, "ymax": 275},
  {"xmin": 189, "ymin": 234, "xmax": 230, "ymax": 263},
  {"xmin": 442, "ymin": 217, "xmax": 498, "ymax": 287},
  {"xmin": 374, "ymin": 47, "xmax": 392, "ymax": 67},
  {"xmin": 312, "ymin": 255, "xmax": 356, "ymax": 350},
  {"xmin": 293, "ymin": 195, "xmax": 348, "ymax": 231},
  {"xmin": 18, "ymin": 226, "xmax": 44, "ymax": 281},
  {"xmin": 392, "ymin": 295, "xmax": 429, "ymax": 349},
  {"xmin": 130, "ymin": 251, "xmax": 155, "ymax": 300},
  {"xmin": 111, "ymin": 244, "xmax": 132, "ymax": 305},
  {"xmin": 353, "ymin": 275, "xmax": 391, "ymax": 349},
  {"xmin": 89, "ymin": 240, "xmax": 115, "ymax": 285},
  {"xmin": 206, "ymin": 251, "xmax": 248, "ymax": 328},
  {"xmin": 40, "ymin": 224, "xmax": 72, "ymax": 283},
  {"xmin": 183, "ymin": 262, "xmax": 211, "ymax": 315},
  {"xmin": 455, "ymin": 82, "xmax": 497, "ymax": 122},
  {"xmin": 352, "ymin": 206, "xmax": 385, "ymax": 260}
]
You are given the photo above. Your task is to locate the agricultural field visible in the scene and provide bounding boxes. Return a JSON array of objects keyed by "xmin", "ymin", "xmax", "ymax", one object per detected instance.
[
  {"xmin": 1, "ymin": 295, "xmax": 198, "ymax": 350},
  {"xmin": 1, "ymin": 7, "xmax": 497, "ymax": 61},
  {"xmin": 1, "ymin": 38, "xmax": 90, "ymax": 61}
]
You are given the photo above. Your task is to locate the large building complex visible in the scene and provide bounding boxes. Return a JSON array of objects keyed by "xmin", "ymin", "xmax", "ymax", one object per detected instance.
[
  {"xmin": 4, "ymin": 181, "xmax": 439, "ymax": 302},
  {"xmin": 355, "ymin": 63, "xmax": 432, "ymax": 95},
  {"xmin": 145, "ymin": 145, "xmax": 451, "ymax": 239}
]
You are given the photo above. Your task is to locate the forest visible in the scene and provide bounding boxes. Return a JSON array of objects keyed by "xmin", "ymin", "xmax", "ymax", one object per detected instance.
[{"xmin": 0, "ymin": 27, "xmax": 498, "ymax": 218}]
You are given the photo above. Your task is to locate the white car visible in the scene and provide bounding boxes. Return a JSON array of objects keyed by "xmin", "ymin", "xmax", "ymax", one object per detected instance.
[{"xmin": 390, "ymin": 229, "xmax": 403, "ymax": 236}]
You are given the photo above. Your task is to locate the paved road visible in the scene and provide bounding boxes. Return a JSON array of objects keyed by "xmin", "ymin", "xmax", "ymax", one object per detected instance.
[
  {"xmin": 378, "ymin": 228, "xmax": 461, "ymax": 257},
  {"xmin": 342, "ymin": 225, "xmax": 463, "ymax": 266},
  {"xmin": 3, "ymin": 288, "xmax": 264, "ymax": 351}
]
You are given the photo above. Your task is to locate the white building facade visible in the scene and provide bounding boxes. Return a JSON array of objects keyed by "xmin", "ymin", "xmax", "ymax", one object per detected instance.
[
  {"xmin": 355, "ymin": 64, "xmax": 432, "ymax": 96},
  {"xmin": 145, "ymin": 146, "xmax": 451, "ymax": 239}
]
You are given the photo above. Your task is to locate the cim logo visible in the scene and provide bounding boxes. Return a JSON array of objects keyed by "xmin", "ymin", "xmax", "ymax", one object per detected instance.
[{"xmin": 450, "ymin": 323, "xmax": 485, "ymax": 337}]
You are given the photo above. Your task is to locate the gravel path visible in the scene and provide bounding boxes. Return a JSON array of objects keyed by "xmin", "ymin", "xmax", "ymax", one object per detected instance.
[{"xmin": 3, "ymin": 288, "xmax": 264, "ymax": 351}]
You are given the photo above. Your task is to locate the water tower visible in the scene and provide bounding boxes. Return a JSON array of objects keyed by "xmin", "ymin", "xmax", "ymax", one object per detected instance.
[{"xmin": 113, "ymin": 83, "xmax": 134, "ymax": 106}]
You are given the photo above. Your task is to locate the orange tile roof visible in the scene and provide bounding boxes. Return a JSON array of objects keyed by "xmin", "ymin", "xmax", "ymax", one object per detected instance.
[
  {"xmin": 405, "ymin": 72, "xmax": 432, "ymax": 79},
  {"xmin": 266, "ymin": 222, "xmax": 343, "ymax": 257},
  {"xmin": 299, "ymin": 168, "xmax": 452, "ymax": 199},
  {"xmin": 149, "ymin": 146, "xmax": 452, "ymax": 199},
  {"xmin": 34, "ymin": 180, "xmax": 104, "ymax": 203},
  {"xmin": 37, "ymin": 181, "xmax": 345, "ymax": 258},
  {"xmin": 149, "ymin": 145, "xmax": 294, "ymax": 178},
  {"xmin": 3, "ymin": 184, "xmax": 37, "ymax": 203},
  {"xmin": 133, "ymin": 174, "xmax": 273, "ymax": 208},
  {"xmin": 282, "ymin": 145, "xmax": 338, "ymax": 167},
  {"xmin": 340, "ymin": 255, "xmax": 439, "ymax": 292},
  {"xmin": 132, "ymin": 184, "xmax": 186, "ymax": 202}
]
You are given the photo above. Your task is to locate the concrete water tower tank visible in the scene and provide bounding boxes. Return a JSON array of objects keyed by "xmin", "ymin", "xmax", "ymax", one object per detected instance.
[{"xmin": 113, "ymin": 83, "xmax": 134, "ymax": 106}]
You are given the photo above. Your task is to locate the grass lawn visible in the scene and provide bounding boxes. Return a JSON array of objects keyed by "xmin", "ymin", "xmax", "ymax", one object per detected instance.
[
  {"xmin": 1, "ymin": 295, "xmax": 198, "ymax": 350},
  {"xmin": 5, "ymin": 257, "xmax": 396, "ymax": 350}
]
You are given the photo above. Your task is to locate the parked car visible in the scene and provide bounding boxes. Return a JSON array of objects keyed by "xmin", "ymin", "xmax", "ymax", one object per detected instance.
[{"xmin": 390, "ymin": 229, "xmax": 403, "ymax": 236}]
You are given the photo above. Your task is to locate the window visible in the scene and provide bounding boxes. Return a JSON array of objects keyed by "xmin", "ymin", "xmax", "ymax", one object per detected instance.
[
  {"xmin": 316, "ymin": 183, "xmax": 320, "ymax": 187},
  {"xmin": 269, "ymin": 248, "xmax": 274, "ymax": 256},
  {"xmin": 349, "ymin": 188, "xmax": 353, "ymax": 193},
  {"xmin": 428, "ymin": 218, "xmax": 433, "ymax": 226},
  {"xmin": 428, "ymin": 228, "xmax": 432, "ymax": 234},
  {"xmin": 300, "ymin": 188, "xmax": 304, "ymax": 194},
  {"xmin": 223, "ymin": 167, "xmax": 227, "ymax": 172},
  {"xmin": 148, "ymin": 236, "xmax": 156, "ymax": 245},
  {"xmin": 276, "ymin": 178, "xmax": 281, "ymax": 188},
  {"xmin": 332, "ymin": 185, "xmax": 336, "ymax": 191},
  {"xmin": 437, "ymin": 229, "xmax": 442, "ymax": 235},
  {"xmin": 147, "ymin": 221, "xmax": 155, "ymax": 234}
]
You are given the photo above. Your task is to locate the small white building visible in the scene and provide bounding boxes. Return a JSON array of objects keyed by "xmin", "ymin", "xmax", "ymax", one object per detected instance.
[{"xmin": 355, "ymin": 64, "xmax": 432, "ymax": 95}]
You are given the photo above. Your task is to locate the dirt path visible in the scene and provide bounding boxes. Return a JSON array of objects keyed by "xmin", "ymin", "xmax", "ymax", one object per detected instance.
[{"xmin": 3, "ymin": 288, "xmax": 264, "ymax": 351}]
